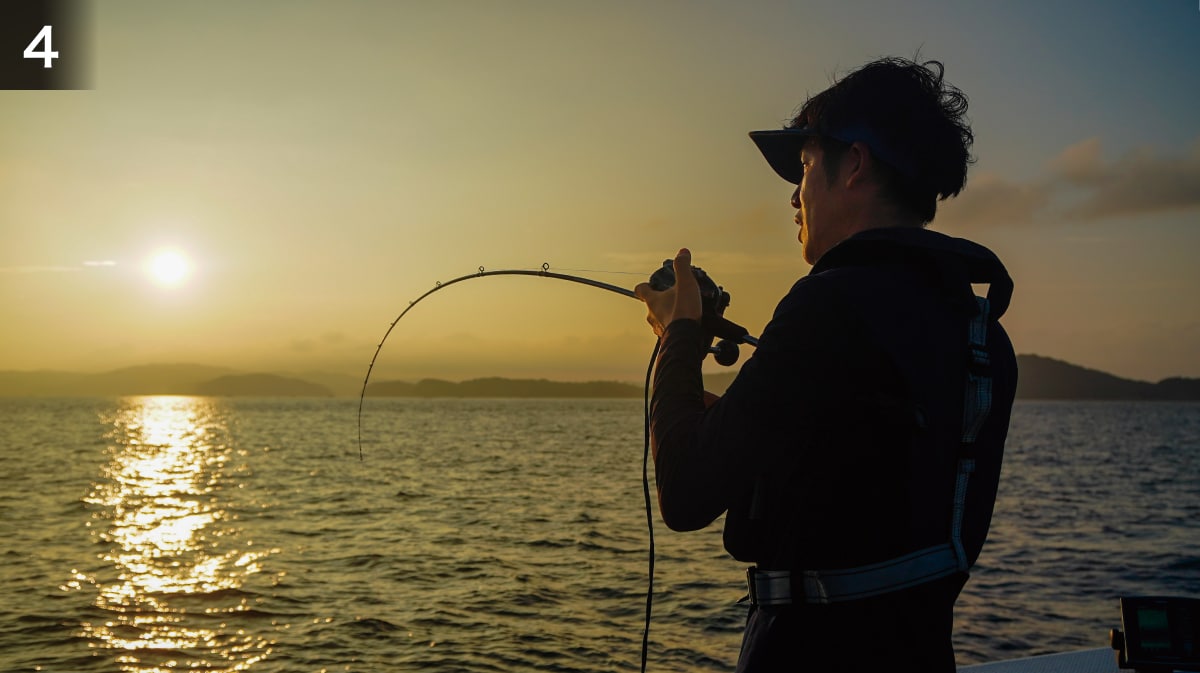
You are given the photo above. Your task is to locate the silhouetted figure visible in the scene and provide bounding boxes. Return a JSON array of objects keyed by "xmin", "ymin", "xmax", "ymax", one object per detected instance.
[{"xmin": 635, "ymin": 57, "xmax": 1018, "ymax": 672}]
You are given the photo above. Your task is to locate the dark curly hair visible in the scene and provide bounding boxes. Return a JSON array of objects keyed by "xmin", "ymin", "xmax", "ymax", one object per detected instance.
[{"xmin": 790, "ymin": 57, "xmax": 974, "ymax": 225}]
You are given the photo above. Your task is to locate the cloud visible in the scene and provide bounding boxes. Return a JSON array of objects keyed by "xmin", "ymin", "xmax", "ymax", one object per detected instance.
[
  {"xmin": 939, "ymin": 172, "xmax": 1052, "ymax": 228},
  {"xmin": 320, "ymin": 331, "xmax": 347, "ymax": 346},
  {"xmin": 1050, "ymin": 138, "xmax": 1200, "ymax": 220},
  {"xmin": 601, "ymin": 249, "xmax": 799, "ymax": 277},
  {"xmin": 289, "ymin": 338, "xmax": 316, "ymax": 353},
  {"xmin": 0, "ymin": 265, "xmax": 82, "ymax": 273},
  {"xmin": 0, "ymin": 261, "xmax": 117, "ymax": 273},
  {"xmin": 941, "ymin": 136, "xmax": 1200, "ymax": 227},
  {"xmin": 289, "ymin": 331, "xmax": 349, "ymax": 353},
  {"xmin": 1048, "ymin": 138, "xmax": 1107, "ymax": 183}
]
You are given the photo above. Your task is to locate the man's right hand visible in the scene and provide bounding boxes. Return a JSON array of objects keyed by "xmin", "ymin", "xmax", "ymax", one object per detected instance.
[{"xmin": 634, "ymin": 248, "xmax": 703, "ymax": 337}]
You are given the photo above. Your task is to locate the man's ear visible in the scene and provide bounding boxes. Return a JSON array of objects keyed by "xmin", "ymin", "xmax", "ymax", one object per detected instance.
[{"xmin": 843, "ymin": 141, "xmax": 876, "ymax": 189}]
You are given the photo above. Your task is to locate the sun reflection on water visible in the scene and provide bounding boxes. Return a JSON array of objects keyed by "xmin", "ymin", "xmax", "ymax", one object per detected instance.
[{"xmin": 80, "ymin": 396, "xmax": 274, "ymax": 671}]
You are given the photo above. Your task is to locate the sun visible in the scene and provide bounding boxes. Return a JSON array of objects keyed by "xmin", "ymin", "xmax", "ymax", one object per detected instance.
[{"xmin": 146, "ymin": 249, "xmax": 191, "ymax": 288}]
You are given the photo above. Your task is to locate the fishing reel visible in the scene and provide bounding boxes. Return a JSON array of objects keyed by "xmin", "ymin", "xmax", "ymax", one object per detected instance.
[{"xmin": 648, "ymin": 259, "xmax": 752, "ymax": 366}]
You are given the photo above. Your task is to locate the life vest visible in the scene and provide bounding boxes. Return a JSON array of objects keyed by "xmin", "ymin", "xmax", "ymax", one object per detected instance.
[{"xmin": 738, "ymin": 229, "xmax": 1016, "ymax": 604}]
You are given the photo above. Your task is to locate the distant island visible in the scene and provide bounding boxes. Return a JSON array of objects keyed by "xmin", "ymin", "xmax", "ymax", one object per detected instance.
[
  {"xmin": 705, "ymin": 354, "xmax": 1200, "ymax": 400},
  {"xmin": 0, "ymin": 364, "xmax": 341, "ymax": 398},
  {"xmin": 0, "ymin": 355, "xmax": 1198, "ymax": 400},
  {"xmin": 368, "ymin": 377, "xmax": 641, "ymax": 398},
  {"xmin": 1012, "ymin": 354, "xmax": 1200, "ymax": 401},
  {"xmin": 194, "ymin": 374, "xmax": 333, "ymax": 397}
]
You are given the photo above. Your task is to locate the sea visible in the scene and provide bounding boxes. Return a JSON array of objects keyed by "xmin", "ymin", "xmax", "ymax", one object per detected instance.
[{"xmin": 0, "ymin": 397, "xmax": 1197, "ymax": 672}]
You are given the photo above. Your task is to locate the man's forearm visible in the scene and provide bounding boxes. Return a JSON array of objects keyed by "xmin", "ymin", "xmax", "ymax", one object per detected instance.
[{"xmin": 649, "ymin": 319, "xmax": 726, "ymax": 531}]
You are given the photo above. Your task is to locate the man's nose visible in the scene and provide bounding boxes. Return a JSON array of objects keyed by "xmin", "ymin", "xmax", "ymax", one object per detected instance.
[{"xmin": 791, "ymin": 186, "xmax": 801, "ymax": 209}]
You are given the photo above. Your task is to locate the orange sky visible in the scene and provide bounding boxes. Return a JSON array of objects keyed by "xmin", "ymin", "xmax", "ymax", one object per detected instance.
[{"xmin": 2, "ymin": 1, "xmax": 1198, "ymax": 383}]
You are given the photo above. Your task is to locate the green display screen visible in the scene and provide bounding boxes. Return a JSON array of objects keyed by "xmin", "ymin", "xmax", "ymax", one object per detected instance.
[{"xmin": 1136, "ymin": 607, "xmax": 1171, "ymax": 651}]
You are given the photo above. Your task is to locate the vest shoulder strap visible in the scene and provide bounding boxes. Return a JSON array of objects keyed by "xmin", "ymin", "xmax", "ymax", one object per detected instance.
[{"xmin": 783, "ymin": 296, "xmax": 993, "ymax": 605}]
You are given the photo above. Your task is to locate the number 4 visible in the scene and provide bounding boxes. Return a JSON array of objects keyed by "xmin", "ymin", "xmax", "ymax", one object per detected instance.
[{"xmin": 24, "ymin": 26, "xmax": 60, "ymax": 69}]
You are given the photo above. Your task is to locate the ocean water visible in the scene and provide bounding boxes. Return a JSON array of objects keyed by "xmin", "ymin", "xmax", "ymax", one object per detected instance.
[{"xmin": 0, "ymin": 397, "xmax": 1196, "ymax": 672}]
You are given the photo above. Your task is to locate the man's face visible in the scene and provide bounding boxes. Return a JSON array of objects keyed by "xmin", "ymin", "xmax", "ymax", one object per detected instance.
[{"xmin": 792, "ymin": 141, "xmax": 843, "ymax": 265}]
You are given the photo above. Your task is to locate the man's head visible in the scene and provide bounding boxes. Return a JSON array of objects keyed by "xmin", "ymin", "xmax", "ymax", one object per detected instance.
[{"xmin": 751, "ymin": 58, "xmax": 974, "ymax": 261}]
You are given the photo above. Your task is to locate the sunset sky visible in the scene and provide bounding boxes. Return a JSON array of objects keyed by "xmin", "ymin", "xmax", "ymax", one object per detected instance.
[{"xmin": 2, "ymin": 1, "xmax": 1198, "ymax": 385}]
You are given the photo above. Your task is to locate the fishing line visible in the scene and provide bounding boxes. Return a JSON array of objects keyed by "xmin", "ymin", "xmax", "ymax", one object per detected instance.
[
  {"xmin": 549, "ymin": 266, "xmax": 647, "ymax": 276},
  {"xmin": 640, "ymin": 337, "xmax": 661, "ymax": 673},
  {"xmin": 356, "ymin": 262, "xmax": 756, "ymax": 671}
]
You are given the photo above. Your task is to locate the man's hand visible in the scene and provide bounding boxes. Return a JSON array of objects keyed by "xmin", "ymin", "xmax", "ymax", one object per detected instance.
[{"xmin": 634, "ymin": 248, "xmax": 703, "ymax": 337}]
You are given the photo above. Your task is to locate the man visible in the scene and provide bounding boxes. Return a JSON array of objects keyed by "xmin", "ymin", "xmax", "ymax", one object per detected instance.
[{"xmin": 634, "ymin": 57, "xmax": 1017, "ymax": 671}]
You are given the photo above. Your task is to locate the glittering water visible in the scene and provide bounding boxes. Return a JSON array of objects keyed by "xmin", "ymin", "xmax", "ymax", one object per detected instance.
[{"xmin": 0, "ymin": 397, "xmax": 1196, "ymax": 671}]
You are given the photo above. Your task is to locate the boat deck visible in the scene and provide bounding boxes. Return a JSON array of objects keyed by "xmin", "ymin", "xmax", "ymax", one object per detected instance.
[{"xmin": 961, "ymin": 647, "xmax": 1120, "ymax": 672}]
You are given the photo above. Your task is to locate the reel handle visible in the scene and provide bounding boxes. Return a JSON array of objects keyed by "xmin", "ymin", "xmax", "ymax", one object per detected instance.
[{"xmin": 710, "ymin": 339, "xmax": 740, "ymax": 367}]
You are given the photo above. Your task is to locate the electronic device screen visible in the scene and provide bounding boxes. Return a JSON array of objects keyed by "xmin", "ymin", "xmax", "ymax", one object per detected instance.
[{"xmin": 1118, "ymin": 596, "xmax": 1200, "ymax": 671}]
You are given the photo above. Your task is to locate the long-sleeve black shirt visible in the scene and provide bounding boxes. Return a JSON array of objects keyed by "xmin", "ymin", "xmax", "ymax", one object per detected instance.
[{"xmin": 648, "ymin": 227, "xmax": 1018, "ymax": 670}]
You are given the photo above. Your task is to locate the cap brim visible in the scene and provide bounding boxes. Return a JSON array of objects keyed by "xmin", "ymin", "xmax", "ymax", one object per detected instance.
[{"xmin": 749, "ymin": 128, "xmax": 818, "ymax": 185}]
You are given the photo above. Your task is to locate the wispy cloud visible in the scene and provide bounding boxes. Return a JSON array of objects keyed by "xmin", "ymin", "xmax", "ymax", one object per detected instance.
[
  {"xmin": 0, "ymin": 261, "xmax": 117, "ymax": 273},
  {"xmin": 941, "ymin": 136, "xmax": 1200, "ymax": 227},
  {"xmin": 0, "ymin": 265, "xmax": 83, "ymax": 274},
  {"xmin": 289, "ymin": 331, "xmax": 348, "ymax": 354},
  {"xmin": 938, "ymin": 172, "xmax": 1051, "ymax": 228},
  {"xmin": 1051, "ymin": 137, "xmax": 1200, "ymax": 220},
  {"xmin": 600, "ymin": 249, "xmax": 800, "ymax": 276}
]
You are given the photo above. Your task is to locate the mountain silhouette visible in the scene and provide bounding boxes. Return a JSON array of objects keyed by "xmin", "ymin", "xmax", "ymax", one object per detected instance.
[
  {"xmin": 1, "ymin": 356, "xmax": 1197, "ymax": 399},
  {"xmin": 1014, "ymin": 354, "xmax": 1199, "ymax": 400},
  {"xmin": 194, "ymin": 373, "xmax": 333, "ymax": 397},
  {"xmin": 702, "ymin": 354, "xmax": 1200, "ymax": 400},
  {"xmin": 367, "ymin": 377, "xmax": 641, "ymax": 398}
]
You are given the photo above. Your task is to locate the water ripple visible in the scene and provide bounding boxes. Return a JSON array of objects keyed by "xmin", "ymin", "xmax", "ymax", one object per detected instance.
[{"xmin": 0, "ymin": 398, "xmax": 1196, "ymax": 671}]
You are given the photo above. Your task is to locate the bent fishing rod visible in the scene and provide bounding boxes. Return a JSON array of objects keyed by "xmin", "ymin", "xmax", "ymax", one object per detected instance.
[
  {"xmin": 356, "ymin": 261, "xmax": 759, "ymax": 459},
  {"xmin": 356, "ymin": 260, "xmax": 759, "ymax": 672}
]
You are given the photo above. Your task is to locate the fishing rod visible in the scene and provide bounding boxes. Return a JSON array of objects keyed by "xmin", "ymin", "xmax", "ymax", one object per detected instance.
[
  {"xmin": 356, "ymin": 261, "xmax": 758, "ymax": 459},
  {"xmin": 357, "ymin": 263, "xmax": 633, "ymax": 457},
  {"xmin": 356, "ymin": 260, "xmax": 759, "ymax": 672}
]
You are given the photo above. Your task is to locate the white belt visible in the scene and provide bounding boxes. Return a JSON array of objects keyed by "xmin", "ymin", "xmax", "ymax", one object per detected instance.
[{"xmin": 746, "ymin": 543, "xmax": 965, "ymax": 605}]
